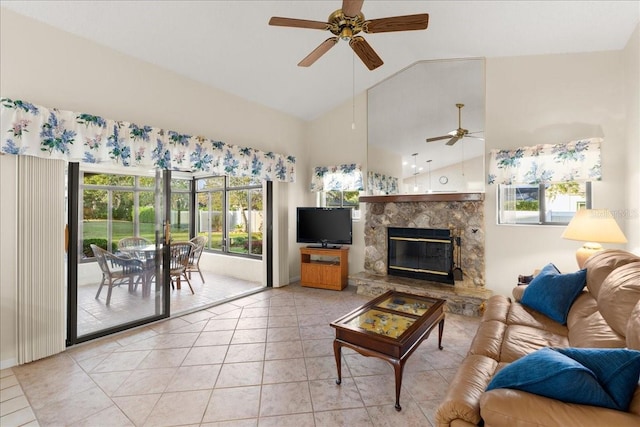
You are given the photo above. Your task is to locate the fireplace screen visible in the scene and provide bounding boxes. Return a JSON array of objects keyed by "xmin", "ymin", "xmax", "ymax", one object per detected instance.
[{"xmin": 387, "ymin": 227, "xmax": 454, "ymax": 284}]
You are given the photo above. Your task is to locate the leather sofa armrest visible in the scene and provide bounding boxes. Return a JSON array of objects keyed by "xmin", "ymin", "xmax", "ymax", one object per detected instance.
[
  {"xmin": 435, "ymin": 355, "xmax": 498, "ymax": 426},
  {"xmin": 480, "ymin": 389, "xmax": 640, "ymax": 427},
  {"xmin": 512, "ymin": 285, "xmax": 527, "ymax": 302}
]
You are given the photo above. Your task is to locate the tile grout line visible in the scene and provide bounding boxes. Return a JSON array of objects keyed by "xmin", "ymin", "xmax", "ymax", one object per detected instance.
[{"xmin": 0, "ymin": 370, "xmax": 39, "ymax": 426}]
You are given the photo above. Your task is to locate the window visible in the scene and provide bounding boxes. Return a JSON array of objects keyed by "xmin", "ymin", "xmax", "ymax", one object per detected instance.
[
  {"xmin": 311, "ymin": 164, "xmax": 363, "ymax": 220},
  {"xmin": 196, "ymin": 176, "xmax": 263, "ymax": 258},
  {"xmin": 80, "ymin": 172, "xmax": 157, "ymax": 259},
  {"xmin": 323, "ymin": 190, "xmax": 361, "ymax": 220},
  {"xmin": 170, "ymin": 176, "xmax": 192, "ymax": 241},
  {"xmin": 498, "ymin": 182, "xmax": 592, "ymax": 225},
  {"xmin": 82, "ymin": 172, "xmax": 264, "ymax": 258}
]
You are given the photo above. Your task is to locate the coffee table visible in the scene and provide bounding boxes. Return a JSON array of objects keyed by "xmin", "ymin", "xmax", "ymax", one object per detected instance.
[{"xmin": 330, "ymin": 290, "xmax": 445, "ymax": 411}]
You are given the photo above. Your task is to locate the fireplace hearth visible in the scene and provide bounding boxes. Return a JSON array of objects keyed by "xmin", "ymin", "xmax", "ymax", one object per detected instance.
[{"xmin": 387, "ymin": 227, "xmax": 454, "ymax": 285}]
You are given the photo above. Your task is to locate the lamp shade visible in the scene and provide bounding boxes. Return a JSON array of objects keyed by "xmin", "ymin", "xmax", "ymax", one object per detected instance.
[
  {"xmin": 561, "ymin": 209, "xmax": 627, "ymax": 244},
  {"xmin": 562, "ymin": 209, "xmax": 627, "ymax": 268}
]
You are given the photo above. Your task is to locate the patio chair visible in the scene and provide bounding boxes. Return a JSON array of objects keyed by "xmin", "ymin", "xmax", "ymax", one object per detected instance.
[
  {"xmin": 91, "ymin": 244, "xmax": 144, "ymax": 305},
  {"xmin": 117, "ymin": 236, "xmax": 151, "ymax": 259},
  {"xmin": 187, "ymin": 236, "xmax": 207, "ymax": 282},
  {"xmin": 169, "ymin": 241, "xmax": 195, "ymax": 294}
]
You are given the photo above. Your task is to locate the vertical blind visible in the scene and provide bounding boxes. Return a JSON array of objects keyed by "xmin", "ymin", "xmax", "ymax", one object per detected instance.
[{"xmin": 17, "ymin": 156, "xmax": 66, "ymax": 364}]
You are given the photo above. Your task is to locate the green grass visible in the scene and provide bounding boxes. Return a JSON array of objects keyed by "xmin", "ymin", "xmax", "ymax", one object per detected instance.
[{"xmin": 82, "ymin": 220, "xmax": 261, "ymax": 254}]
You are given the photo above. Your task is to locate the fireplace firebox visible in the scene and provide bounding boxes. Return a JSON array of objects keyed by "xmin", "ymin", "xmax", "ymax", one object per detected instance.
[{"xmin": 387, "ymin": 227, "xmax": 454, "ymax": 285}]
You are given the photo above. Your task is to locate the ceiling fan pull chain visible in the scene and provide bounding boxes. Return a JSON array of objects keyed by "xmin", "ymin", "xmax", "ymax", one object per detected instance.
[
  {"xmin": 352, "ymin": 52, "xmax": 356, "ymax": 130},
  {"xmin": 461, "ymin": 139, "xmax": 465, "ymax": 177}
]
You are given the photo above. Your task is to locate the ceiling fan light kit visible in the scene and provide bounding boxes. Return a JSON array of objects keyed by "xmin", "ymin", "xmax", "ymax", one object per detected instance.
[{"xmin": 269, "ymin": 0, "xmax": 429, "ymax": 70}]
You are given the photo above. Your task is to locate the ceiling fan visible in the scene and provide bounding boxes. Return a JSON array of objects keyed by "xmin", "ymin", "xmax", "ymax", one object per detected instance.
[
  {"xmin": 268, "ymin": 0, "xmax": 429, "ymax": 70},
  {"xmin": 426, "ymin": 104, "xmax": 484, "ymax": 146}
]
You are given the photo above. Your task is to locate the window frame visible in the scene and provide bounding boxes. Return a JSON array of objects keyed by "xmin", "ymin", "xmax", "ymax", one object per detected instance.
[
  {"xmin": 195, "ymin": 175, "xmax": 263, "ymax": 259},
  {"xmin": 80, "ymin": 171, "xmax": 265, "ymax": 261},
  {"xmin": 79, "ymin": 171, "xmax": 157, "ymax": 261},
  {"xmin": 320, "ymin": 190, "xmax": 361, "ymax": 220},
  {"xmin": 497, "ymin": 181, "xmax": 592, "ymax": 226}
]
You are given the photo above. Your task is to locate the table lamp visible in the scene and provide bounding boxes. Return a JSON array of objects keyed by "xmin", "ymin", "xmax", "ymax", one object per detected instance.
[{"xmin": 561, "ymin": 209, "xmax": 627, "ymax": 268}]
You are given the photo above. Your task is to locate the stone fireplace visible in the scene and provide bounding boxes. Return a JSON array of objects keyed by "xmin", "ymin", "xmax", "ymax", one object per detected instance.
[{"xmin": 352, "ymin": 193, "xmax": 491, "ymax": 316}]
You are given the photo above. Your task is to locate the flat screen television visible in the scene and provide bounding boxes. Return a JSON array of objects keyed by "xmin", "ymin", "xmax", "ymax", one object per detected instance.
[{"xmin": 296, "ymin": 207, "xmax": 352, "ymax": 248}]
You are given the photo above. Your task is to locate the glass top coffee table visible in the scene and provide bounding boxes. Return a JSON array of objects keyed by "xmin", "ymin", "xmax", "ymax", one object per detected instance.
[{"xmin": 330, "ymin": 290, "xmax": 445, "ymax": 411}]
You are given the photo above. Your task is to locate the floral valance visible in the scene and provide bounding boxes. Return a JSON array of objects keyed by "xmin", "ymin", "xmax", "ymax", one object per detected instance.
[
  {"xmin": 367, "ymin": 171, "xmax": 399, "ymax": 195},
  {"xmin": 488, "ymin": 137, "xmax": 601, "ymax": 185},
  {"xmin": 0, "ymin": 98, "xmax": 296, "ymax": 182},
  {"xmin": 310, "ymin": 163, "xmax": 363, "ymax": 192}
]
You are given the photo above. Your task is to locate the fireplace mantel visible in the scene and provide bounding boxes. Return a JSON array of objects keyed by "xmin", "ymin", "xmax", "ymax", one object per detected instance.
[{"xmin": 359, "ymin": 193, "xmax": 484, "ymax": 203}]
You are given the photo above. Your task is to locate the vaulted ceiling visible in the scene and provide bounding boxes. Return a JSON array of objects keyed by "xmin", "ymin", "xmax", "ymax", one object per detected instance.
[{"xmin": 2, "ymin": 1, "xmax": 638, "ymax": 121}]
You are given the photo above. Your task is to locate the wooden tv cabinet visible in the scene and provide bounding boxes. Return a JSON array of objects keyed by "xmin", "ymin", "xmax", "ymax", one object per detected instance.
[{"xmin": 300, "ymin": 246, "xmax": 349, "ymax": 291}]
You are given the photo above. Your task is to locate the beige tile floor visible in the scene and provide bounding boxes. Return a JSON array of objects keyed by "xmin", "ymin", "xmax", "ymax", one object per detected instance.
[
  {"xmin": 1, "ymin": 283, "xmax": 480, "ymax": 427},
  {"xmin": 77, "ymin": 270, "xmax": 265, "ymax": 337}
]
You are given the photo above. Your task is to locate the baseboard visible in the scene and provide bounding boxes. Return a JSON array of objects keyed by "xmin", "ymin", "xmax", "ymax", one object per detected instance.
[{"xmin": 0, "ymin": 357, "xmax": 17, "ymax": 370}]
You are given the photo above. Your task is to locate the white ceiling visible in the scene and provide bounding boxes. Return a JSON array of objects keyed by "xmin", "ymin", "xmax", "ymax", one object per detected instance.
[{"xmin": 1, "ymin": 1, "xmax": 638, "ymax": 122}]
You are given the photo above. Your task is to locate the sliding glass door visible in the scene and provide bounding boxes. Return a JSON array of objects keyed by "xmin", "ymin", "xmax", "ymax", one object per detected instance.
[{"xmin": 67, "ymin": 165, "xmax": 170, "ymax": 344}]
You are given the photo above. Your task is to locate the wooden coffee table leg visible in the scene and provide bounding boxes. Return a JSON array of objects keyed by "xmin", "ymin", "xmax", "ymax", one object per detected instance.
[
  {"xmin": 333, "ymin": 340, "xmax": 343, "ymax": 385},
  {"xmin": 438, "ymin": 317, "xmax": 445, "ymax": 350},
  {"xmin": 392, "ymin": 359, "xmax": 404, "ymax": 411}
]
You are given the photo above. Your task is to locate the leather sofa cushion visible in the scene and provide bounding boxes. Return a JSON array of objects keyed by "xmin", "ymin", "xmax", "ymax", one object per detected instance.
[
  {"xmin": 566, "ymin": 292, "xmax": 598, "ymax": 329},
  {"xmin": 568, "ymin": 309, "xmax": 626, "ymax": 348},
  {"xmin": 629, "ymin": 386, "xmax": 640, "ymax": 416},
  {"xmin": 480, "ymin": 388, "xmax": 640, "ymax": 427},
  {"xmin": 507, "ymin": 302, "xmax": 569, "ymax": 336},
  {"xmin": 598, "ymin": 261, "xmax": 640, "ymax": 336},
  {"xmin": 627, "ymin": 300, "xmax": 640, "ymax": 350},
  {"xmin": 468, "ymin": 320, "xmax": 506, "ymax": 361},
  {"xmin": 500, "ymin": 324, "xmax": 568, "ymax": 363},
  {"xmin": 584, "ymin": 250, "xmax": 640, "ymax": 298}
]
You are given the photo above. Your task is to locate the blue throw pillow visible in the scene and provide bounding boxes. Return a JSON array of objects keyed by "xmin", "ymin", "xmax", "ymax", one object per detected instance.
[
  {"xmin": 486, "ymin": 347, "xmax": 640, "ymax": 411},
  {"xmin": 521, "ymin": 263, "xmax": 586, "ymax": 324}
]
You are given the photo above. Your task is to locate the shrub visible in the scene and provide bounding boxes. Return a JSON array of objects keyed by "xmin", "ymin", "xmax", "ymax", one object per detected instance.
[
  {"xmin": 138, "ymin": 206, "xmax": 155, "ymax": 223},
  {"xmin": 244, "ymin": 240, "xmax": 263, "ymax": 254},
  {"xmin": 82, "ymin": 239, "xmax": 117, "ymax": 258},
  {"xmin": 516, "ymin": 200, "xmax": 539, "ymax": 211}
]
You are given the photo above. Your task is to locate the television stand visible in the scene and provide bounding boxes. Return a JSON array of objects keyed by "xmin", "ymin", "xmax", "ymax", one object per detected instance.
[{"xmin": 300, "ymin": 246, "xmax": 349, "ymax": 291}]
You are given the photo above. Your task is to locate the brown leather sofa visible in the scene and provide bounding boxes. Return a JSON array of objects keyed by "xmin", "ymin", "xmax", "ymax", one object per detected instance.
[{"xmin": 435, "ymin": 249, "xmax": 640, "ymax": 426}]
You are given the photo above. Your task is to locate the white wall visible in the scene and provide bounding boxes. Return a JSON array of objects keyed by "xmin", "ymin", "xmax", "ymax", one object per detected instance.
[
  {"xmin": 623, "ymin": 24, "xmax": 640, "ymax": 253},
  {"xmin": 0, "ymin": 156, "xmax": 18, "ymax": 368},
  {"xmin": 303, "ymin": 92, "xmax": 369, "ymax": 280},
  {"xmin": 484, "ymin": 50, "xmax": 632, "ymax": 296},
  {"xmin": 367, "ymin": 144, "xmax": 402, "ymax": 180},
  {"xmin": 0, "ymin": 9, "xmax": 307, "ymax": 367}
]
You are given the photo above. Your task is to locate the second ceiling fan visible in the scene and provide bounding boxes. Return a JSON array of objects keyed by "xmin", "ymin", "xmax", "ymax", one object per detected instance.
[
  {"xmin": 268, "ymin": 0, "xmax": 429, "ymax": 70},
  {"xmin": 426, "ymin": 104, "xmax": 484, "ymax": 146}
]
